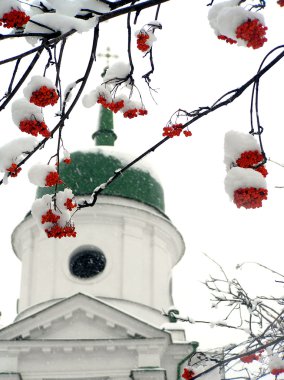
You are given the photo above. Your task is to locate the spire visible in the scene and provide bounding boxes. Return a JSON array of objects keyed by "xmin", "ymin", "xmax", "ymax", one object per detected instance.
[
  {"xmin": 92, "ymin": 107, "xmax": 117, "ymax": 146},
  {"xmin": 92, "ymin": 48, "xmax": 118, "ymax": 147}
]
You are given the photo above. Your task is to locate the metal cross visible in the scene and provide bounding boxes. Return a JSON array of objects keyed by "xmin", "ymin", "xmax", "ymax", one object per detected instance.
[{"xmin": 98, "ymin": 47, "xmax": 118, "ymax": 67}]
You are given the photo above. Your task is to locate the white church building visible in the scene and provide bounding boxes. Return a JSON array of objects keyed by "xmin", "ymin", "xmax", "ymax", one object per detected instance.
[{"xmin": 0, "ymin": 105, "xmax": 198, "ymax": 379}]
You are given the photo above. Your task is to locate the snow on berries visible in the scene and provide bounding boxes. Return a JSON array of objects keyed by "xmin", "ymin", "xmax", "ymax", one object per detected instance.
[
  {"xmin": 224, "ymin": 131, "xmax": 267, "ymax": 176},
  {"xmin": 83, "ymin": 85, "xmax": 148, "ymax": 119},
  {"xmin": 230, "ymin": 349, "xmax": 284, "ymax": 377},
  {"xmin": 225, "ymin": 167, "xmax": 267, "ymax": 209},
  {"xmin": 28, "ymin": 164, "xmax": 63, "ymax": 187},
  {"xmin": 268, "ymin": 356, "xmax": 284, "ymax": 376},
  {"xmin": 240, "ymin": 353, "xmax": 261, "ymax": 363},
  {"xmin": 83, "ymin": 84, "xmax": 112, "ymax": 108},
  {"xmin": 12, "ymin": 99, "xmax": 51, "ymax": 138},
  {"xmin": 24, "ymin": 76, "xmax": 59, "ymax": 107},
  {"xmin": 135, "ymin": 21, "xmax": 161, "ymax": 53},
  {"xmin": 208, "ymin": 0, "xmax": 267, "ymax": 49},
  {"xmin": 0, "ymin": 1, "xmax": 30, "ymax": 29},
  {"xmin": 0, "ymin": 136, "xmax": 38, "ymax": 182},
  {"xmin": 83, "ymin": 61, "xmax": 150, "ymax": 118},
  {"xmin": 103, "ymin": 62, "xmax": 131, "ymax": 85},
  {"xmin": 31, "ymin": 191, "xmax": 77, "ymax": 239},
  {"xmin": 63, "ymin": 149, "xmax": 71, "ymax": 164},
  {"xmin": 56, "ymin": 188, "xmax": 77, "ymax": 211},
  {"xmin": 122, "ymin": 99, "xmax": 148, "ymax": 119},
  {"xmin": 224, "ymin": 131, "xmax": 268, "ymax": 209}
]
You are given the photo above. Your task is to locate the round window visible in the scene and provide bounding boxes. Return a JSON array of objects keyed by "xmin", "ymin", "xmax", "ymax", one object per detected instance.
[{"xmin": 69, "ymin": 245, "xmax": 106, "ymax": 279}]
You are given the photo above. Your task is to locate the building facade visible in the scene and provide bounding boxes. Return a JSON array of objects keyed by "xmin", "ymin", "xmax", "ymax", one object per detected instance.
[{"xmin": 0, "ymin": 106, "xmax": 197, "ymax": 380}]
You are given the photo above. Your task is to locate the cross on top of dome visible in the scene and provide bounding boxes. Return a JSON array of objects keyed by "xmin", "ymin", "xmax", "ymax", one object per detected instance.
[
  {"xmin": 98, "ymin": 47, "xmax": 118, "ymax": 77},
  {"xmin": 93, "ymin": 47, "xmax": 119, "ymax": 146}
]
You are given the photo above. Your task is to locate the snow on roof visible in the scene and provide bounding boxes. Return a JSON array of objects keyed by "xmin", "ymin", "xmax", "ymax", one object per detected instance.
[{"xmin": 76, "ymin": 146, "xmax": 162, "ymax": 183}]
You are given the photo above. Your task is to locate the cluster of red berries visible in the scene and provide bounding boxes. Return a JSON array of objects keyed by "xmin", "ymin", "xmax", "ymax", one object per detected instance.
[
  {"xmin": 278, "ymin": 0, "xmax": 284, "ymax": 6},
  {"xmin": 233, "ymin": 187, "xmax": 268, "ymax": 209},
  {"xmin": 236, "ymin": 150, "xmax": 268, "ymax": 177},
  {"xmin": 240, "ymin": 353, "xmax": 261, "ymax": 363},
  {"xmin": 218, "ymin": 35, "xmax": 237, "ymax": 44},
  {"xmin": 19, "ymin": 119, "xmax": 51, "ymax": 138},
  {"xmin": 63, "ymin": 157, "xmax": 71, "ymax": 164},
  {"xmin": 123, "ymin": 108, "xmax": 148, "ymax": 119},
  {"xmin": 0, "ymin": 9, "xmax": 30, "ymax": 28},
  {"xmin": 64, "ymin": 198, "xmax": 77, "ymax": 211},
  {"xmin": 97, "ymin": 96, "xmax": 125, "ymax": 113},
  {"xmin": 55, "ymin": 158, "xmax": 72, "ymax": 167},
  {"xmin": 30, "ymin": 86, "xmax": 59, "ymax": 107},
  {"xmin": 6, "ymin": 163, "xmax": 21, "ymax": 177},
  {"xmin": 41, "ymin": 209, "xmax": 60, "ymax": 224},
  {"xmin": 271, "ymin": 368, "xmax": 284, "ymax": 375},
  {"xmin": 136, "ymin": 32, "xmax": 150, "ymax": 52},
  {"xmin": 239, "ymin": 351, "xmax": 284, "ymax": 377},
  {"xmin": 45, "ymin": 224, "xmax": 76, "ymax": 239},
  {"xmin": 182, "ymin": 368, "xmax": 196, "ymax": 380},
  {"xmin": 41, "ymin": 200, "xmax": 76, "ymax": 239},
  {"xmin": 45, "ymin": 171, "xmax": 63, "ymax": 187},
  {"xmin": 97, "ymin": 96, "xmax": 148, "ymax": 119},
  {"xmin": 162, "ymin": 124, "xmax": 192, "ymax": 138},
  {"xmin": 235, "ymin": 19, "xmax": 267, "ymax": 49}
]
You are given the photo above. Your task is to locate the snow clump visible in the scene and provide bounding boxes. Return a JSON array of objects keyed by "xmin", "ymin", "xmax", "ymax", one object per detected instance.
[
  {"xmin": 28, "ymin": 164, "xmax": 57, "ymax": 187},
  {"xmin": 224, "ymin": 167, "xmax": 266, "ymax": 199},
  {"xmin": 23, "ymin": 76, "xmax": 57, "ymax": 100},
  {"xmin": 11, "ymin": 99, "xmax": 43, "ymax": 126},
  {"xmin": 0, "ymin": 136, "xmax": 38, "ymax": 173},
  {"xmin": 0, "ymin": 0, "xmax": 23, "ymax": 16},
  {"xmin": 103, "ymin": 62, "xmax": 131, "ymax": 85},
  {"xmin": 25, "ymin": 13, "xmax": 98, "ymax": 45},
  {"xmin": 224, "ymin": 130, "xmax": 260, "ymax": 170},
  {"xmin": 82, "ymin": 84, "xmax": 112, "ymax": 108},
  {"xmin": 208, "ymin": 0, "xmax": 267, "ymax": 48}
]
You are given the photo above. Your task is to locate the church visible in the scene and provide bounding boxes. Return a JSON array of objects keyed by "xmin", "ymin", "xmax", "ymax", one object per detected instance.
[{"xmin": 0, "ymin": 101, "xmax": 198, "ymax": 379}]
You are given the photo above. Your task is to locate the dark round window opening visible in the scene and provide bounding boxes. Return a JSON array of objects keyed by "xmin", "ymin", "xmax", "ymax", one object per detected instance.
[{"xmin": 69, "ymin": 246, "xmax": 106, "ymax": 279}]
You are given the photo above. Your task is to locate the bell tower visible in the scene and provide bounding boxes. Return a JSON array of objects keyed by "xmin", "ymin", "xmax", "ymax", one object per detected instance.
[
  {"xmin": 0, "ymin": 50, "xmax": 197, "ymax": 380},
  {"xmin": 12, "ymin": 97, "xmax": 185, "ymax": 326}
]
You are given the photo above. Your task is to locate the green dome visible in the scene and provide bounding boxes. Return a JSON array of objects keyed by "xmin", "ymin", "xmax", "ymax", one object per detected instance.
[
  {"xmin": 36, "ymin": 150, "xmax": 165, "ymax": 213},
  {"xmin": 37, "ymin": 102, "xmax": 165, "ymax": 213}
]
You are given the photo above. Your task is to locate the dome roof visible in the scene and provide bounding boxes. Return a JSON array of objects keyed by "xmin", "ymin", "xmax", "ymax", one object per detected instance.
[
  {"xmin": 37, "ymin": 104, "xmax": 165, "ymax": 213},
  {"xmin": 36, "ymin": 149, "xmax": 165, "ymax": 213}
]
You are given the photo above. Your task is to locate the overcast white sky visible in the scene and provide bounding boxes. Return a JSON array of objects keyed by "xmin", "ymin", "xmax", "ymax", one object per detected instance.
[{"xmin": 1, "ymin": 0, "xmax": 284, "ymax": 349}]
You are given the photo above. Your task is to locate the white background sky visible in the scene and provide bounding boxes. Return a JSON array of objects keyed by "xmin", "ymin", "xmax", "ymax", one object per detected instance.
[{"xmin": 1, "ymin": 0, "xmax": 284, "ymax": 349}]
